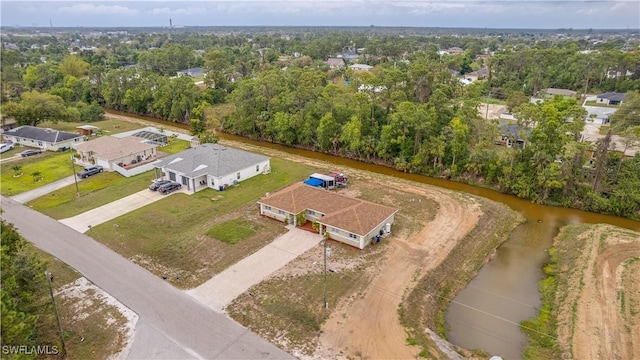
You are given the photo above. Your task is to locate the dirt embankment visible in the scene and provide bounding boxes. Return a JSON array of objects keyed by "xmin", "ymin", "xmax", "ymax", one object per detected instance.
[{"xmin": 553, "ymin": 224, "xmax": 640, "ymax": 360}]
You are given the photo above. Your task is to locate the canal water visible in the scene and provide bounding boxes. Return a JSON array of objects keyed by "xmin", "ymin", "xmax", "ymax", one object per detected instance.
[{"xmin": 107, "ymin": 110, "xmax": 640, "ymax": 358}]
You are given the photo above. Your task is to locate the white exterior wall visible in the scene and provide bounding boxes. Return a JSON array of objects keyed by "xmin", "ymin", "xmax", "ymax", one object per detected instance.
[
  {"xmin": 4, "ymin": 135, "xmax": 83, "ymax": 151},
  {"xmin": 325, "ymin": 226, "xmax": 363, "ymax": 249},
  {"xmin": 96, "ymin": 158, "xmax": 110, "ymax": 169},
  {"xmin": 259, "ymin": 204, "xmax": 291, "ymax": 223},
  {"xmin": 363, "ymin": 213, "xmax": 396, "ymax": 246},
  {"xmin": 211, "ymin": 159, "xmax": 270, "ymax": 191}
]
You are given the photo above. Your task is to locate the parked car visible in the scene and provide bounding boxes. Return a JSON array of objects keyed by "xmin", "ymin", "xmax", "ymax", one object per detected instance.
[
  {"xmin": 158, "ymin": 181, "xmax": 181, "ymax": 195},
  {"xmin": 0, "ymin": 142, "xmax": 14, "ymax": 154},
  {"xmin": 149, "ymin": 179, "xmax": 171, "ymax": 191},
  {"xmin": 77, "ymin": 165, "xmax": 104, "ymax": 178},
  {"xmin": 20, "ymin": 149, "xmax": 42, "ymax": 157}
]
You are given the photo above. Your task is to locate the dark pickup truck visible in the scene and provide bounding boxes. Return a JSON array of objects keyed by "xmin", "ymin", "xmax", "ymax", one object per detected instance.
[{"xmin": 77, "ymin": 165, "xmax": 103, "ymax": 178}]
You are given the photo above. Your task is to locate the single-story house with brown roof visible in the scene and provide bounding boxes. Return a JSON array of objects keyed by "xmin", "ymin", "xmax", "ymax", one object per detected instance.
[
  {"xmin": 74, "ymin": 135, "xmax": 158, "ymax": 171},
  {"xmin": 326, "ymin": 57, "xmax": 345, "ymax": 69},
  {"xmin": 258, "ymin": 182, "xmax": 398, "ymax": 249}
]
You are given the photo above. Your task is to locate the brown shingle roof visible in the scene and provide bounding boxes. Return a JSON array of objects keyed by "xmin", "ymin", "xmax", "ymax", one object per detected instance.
[
  {"xmin": 259, "ymin": 182, "xmax": 398, "ymax": 236},
  {"xmin": 75, "ymin": 136, "xmax": 157, "ymax": 161}
]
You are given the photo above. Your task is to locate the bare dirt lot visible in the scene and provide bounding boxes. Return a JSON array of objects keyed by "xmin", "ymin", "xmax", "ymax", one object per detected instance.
[
  {"xmin": 554, "ymin": 225, "xmax": 640, "ymax": 360},
  {"xmin": 478, "ymin": 103, "xmax": 508, "ymax": 120}
]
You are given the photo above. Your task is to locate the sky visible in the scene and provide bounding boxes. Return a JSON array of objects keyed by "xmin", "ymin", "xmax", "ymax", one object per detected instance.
[{"xmin": 1, "ymin": 1, "xmax": 639, "ymax": 29}]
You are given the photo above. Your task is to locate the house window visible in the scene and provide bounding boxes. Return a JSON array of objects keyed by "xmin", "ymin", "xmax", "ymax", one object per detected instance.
[
  {"xmin": 181, "ymin": 176, "xmax": 188, "ymax": 186},
  {"xmin": 349, "ymin": 233, "xmax": 357, "ymax": 239},
  {"xmin": 278, "ymin": 210, "xmax": 285, "ymax": 215},
  {"xmin": 308, "ymin": 210, "xmax": 316, "ymax": 216},
  {"xmin": 168, "ymin": 172, "xmax": 176, "ymax": 181},
  {"xmin": 332, "ymin": 227, "xmax": 339, "ymax": 233},
  {"xmin": 256, "ymin": 165, "xmax": 260, "ymax": 172},
  {"xmin": 237, "ymin": 172, "xmax": 240, "ymax": 180},
  {"xmin": 264, "ymin": 205, "xmax": 271, "ymax": 211},
  {"xmin": 38, "ymin": 141, "xmax": 43, "ymax": 146}
]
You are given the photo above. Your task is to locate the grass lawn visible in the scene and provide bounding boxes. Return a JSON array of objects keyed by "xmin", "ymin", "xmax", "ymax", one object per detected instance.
[
  {"xmin": 28, "ymin": 171, "xmax": 155, "ymax": 219},
  {"xmin": 0, "ymin": 152, "xmax": 75, "ymax": 196},
  {"xmin": 88, "ymin": 157, "xmax": 316, "ymax": 289},
  {"xmin": 39, "ymin": 118, "xmax": 143, "ymax": 135},
  {"xmin": 482, "ymin": 97, "xmax": 507, "ymax": 105},
  {"xmin": 158, "ymin": 139, "xmax": 191, "ymax": 155},
  {"xmin": 206, "ymin": 218, "xmax": 261, "ymax": 244}
]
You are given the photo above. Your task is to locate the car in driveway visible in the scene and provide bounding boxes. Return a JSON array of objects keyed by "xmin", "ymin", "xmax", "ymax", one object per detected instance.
[
  {"xmin": 149, "ymin": 179, "xmax": 171, "ymax": 191},
  {"xmin": 0, "ymin": 142, "xmax": 14, "ymax": 154},
  {"xmin": 20, "ymin": 149, "xmax": 42, "ymax": 157},
  {"xmin": 77, "ymin": 165, "xmax": 104, "ymax": 178},
  {"xmin": 158, "ymin": 181, "xmax": 181, "ymax": 195}
]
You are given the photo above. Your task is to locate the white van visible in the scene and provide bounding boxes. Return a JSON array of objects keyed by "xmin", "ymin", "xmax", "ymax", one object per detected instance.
[{"xmin": 0, "ymin": 142, "xmax": 15, "ymax": 154}]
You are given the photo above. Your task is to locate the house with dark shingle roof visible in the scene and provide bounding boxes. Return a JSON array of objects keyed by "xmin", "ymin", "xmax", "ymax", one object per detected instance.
[
  {"xmin": 153, "ymin": 144, "xmax": 270, "ymax": 193},
  {"xmin": 2, "ymin": 125, "xmax": 85, "ymax": 151},
  {"xmin": 258, "ymin": 182, "xmax": 398, "ymax": 249},
  {"xmin": 596, "ymin": 92, "xmax": 625, "ymax": 106}
]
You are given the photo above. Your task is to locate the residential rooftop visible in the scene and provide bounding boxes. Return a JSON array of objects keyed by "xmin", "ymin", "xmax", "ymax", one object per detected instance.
[
  {"xmin": 154, "ymin": 143, "xmax": 269, "ymax": 178},
  {"xmin": 259, "ymin": 182, "xmax": 398, "ymax": 236}
]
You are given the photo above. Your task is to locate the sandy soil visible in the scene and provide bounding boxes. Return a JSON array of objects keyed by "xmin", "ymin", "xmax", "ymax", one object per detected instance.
[
  {"xmin": 105, "ymin": 112, "xmax": 487, "ymax": 358},
  {"xmin": 556, "ymin": 225, "xmax": 640, "ymax": 360},
  {"xmin": 56, "ymin": 277, "xmax": 139, "ymax": 359},
  {"xmin": 314, "ymin": 182, "xmax": 482, "ymax": 359},
  {"xmin": 478, "ymin": 103, "xmax": 508, "ymax": 120}
]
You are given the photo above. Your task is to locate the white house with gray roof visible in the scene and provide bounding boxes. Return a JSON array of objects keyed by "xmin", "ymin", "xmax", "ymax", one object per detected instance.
[
  {"xmin": 152, "ymin": 144, "xmax": 270, "ymax": 193},
  {"xmin": 2, "ymin": 125, "xmax": 85, "ymax": 151}
]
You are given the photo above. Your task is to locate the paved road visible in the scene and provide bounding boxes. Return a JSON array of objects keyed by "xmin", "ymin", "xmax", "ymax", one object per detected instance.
[
  {"xmin": 59, "ymin": 188, "xmax": 180, "ymax": 232},
  {"xmin": 189, "ymin": 226, "xmax": 322, "ymax": 312},
  {"xmin": 10, "ymin": 175, "xmax": 83, "ymax": 204},
  {"xmin": 0, "ymin": 196, "xmax": 293, "ymax": 360}
]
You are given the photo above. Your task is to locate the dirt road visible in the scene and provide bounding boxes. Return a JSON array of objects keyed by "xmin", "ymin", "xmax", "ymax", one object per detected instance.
[
  {"xmin": 556, "ymin": 225, "xmax": 640, "ymax": 360},
  {"xmin": 316, "ymin": 182, "xmax": 482, "ymax": 359}
]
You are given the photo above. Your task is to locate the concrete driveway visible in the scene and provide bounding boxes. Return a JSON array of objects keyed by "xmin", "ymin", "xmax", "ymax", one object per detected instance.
[
  {"xmin": 189, "ymin": 226, "xmax": 322, "ymax": 312},
  {"xmin": 59, "ymin": 188, "xmax": 182, "ymax": 232},
  {"xmin": 10, "ymin": 175, "xmax": 84, "ymax": 204},
  {"xmin": 0, "ymin": 196, "xmax": 293, "ymax": 359}
]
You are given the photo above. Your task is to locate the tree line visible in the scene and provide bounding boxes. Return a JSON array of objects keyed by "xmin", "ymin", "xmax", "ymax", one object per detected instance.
[{"xmin": 1, "ymin": 34, "xmax": 639, "ymax": 219}]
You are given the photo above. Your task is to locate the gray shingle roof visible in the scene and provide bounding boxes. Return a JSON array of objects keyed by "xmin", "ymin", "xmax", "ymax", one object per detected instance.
[
  {"xmin": 154, "ymin": 143, "xmax": 269, "ymax": 178},
  {"xmin": 4, "ymin": 126, "xmax": 83, "ymax": 143},
  {"xmin": 597, "ymin": 92, "xmax": 625, "ymax": 102}
]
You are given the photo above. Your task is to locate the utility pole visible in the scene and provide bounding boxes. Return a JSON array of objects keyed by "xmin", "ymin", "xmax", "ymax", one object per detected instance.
[
  {"xmin": 70, "ymin": 147, "xmax": 80, "ymax": 198},
  {"xmin": 45, "ymin": 271, "xmax": 66, "ymax": 358},
  {"xmin": 323, "ymin": 235, "xmax": 328, "ymax": 310}
]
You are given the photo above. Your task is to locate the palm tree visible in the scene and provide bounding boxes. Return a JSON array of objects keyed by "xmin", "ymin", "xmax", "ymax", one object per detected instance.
[
  {"xmin": 11, "ymin": 165, "xmax": 22, "ymax": 177},
  {"xmin": 31, "ymin": 171, "xmax": 42, "ymax": 182}
]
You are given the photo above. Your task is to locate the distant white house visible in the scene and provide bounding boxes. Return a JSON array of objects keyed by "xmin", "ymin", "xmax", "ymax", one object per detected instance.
[
  {"xmin": 326, "ymin": 58, "xmax": 345, "ymax": 69},
  {"xmin": 358, "ymin": 84, "xmax": 387, "ymax": 93},
  {"xmin": 176, "ymin": 67, "xmax": 205, "ymax": 77},
  {"xmin": 596, "ymin": 92, "xmax": 625, "ymax": 106},
  {"xmin": 349, "ymin": 64, "xmax": 373, "ymax": 72},
  {"xmin": 153, "ymin": 144, "xmax": 270, "ymax": 193},
  {"xmin": 2, "ymin": 126, "xmax": 84, "ymax": 151}
]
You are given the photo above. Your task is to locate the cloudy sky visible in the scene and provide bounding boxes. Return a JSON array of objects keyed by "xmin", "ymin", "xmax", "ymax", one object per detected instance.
[{"xmin": 1, "ymin": 1, "xmax": 639, "ymax": 29}]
